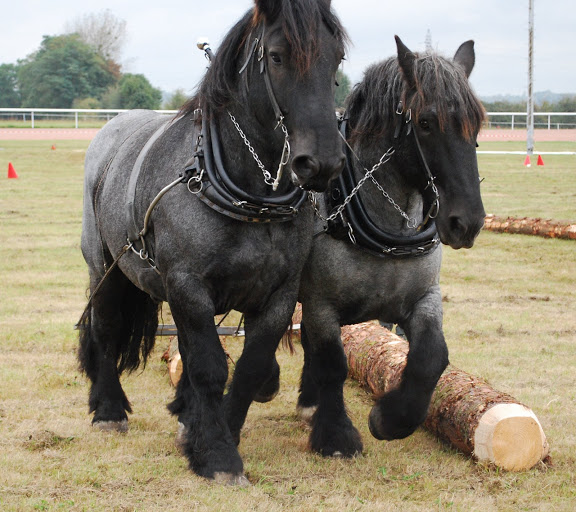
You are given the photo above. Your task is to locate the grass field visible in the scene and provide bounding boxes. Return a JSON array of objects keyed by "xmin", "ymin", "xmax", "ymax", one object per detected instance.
[{"xmin": 0, "ymin": 140, "xmax": 575, "ymax": 511}]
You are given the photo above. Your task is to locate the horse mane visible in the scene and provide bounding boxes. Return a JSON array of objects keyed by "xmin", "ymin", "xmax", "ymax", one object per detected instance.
[
  {"xmin": 180, "ymin": 0, "xmax": 348, "ymax": 116},
  {"xmin": 346, "ymin": 49, "xmax": 486, "ymax": 143}
]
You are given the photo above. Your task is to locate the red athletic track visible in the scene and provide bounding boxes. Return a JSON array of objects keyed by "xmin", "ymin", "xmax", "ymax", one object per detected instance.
[{"xmin": 0, "ymin": 128, "xmax": 575, "ymax": 142}]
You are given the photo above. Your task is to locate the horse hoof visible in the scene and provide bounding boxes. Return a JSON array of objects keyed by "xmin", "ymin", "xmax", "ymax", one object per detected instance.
[
  {"xmin": 296, "ymin": 405, "xmax": 317, "ymax": 423},
  {"xmin": 175, "ymin": 422, "xmax": 187, "ymax": 453},
  {"xmin": 213, "ymin": 472, "xmax": 251, "ymax": 487},
  {"xmin": 253, "ymin": 388, "xmax": 279, "ymax": 403},
  {"xmin": 92, "ymin": 419, "xmax": 128, "ymax": 433},
  {"xmin": 368, "ymin": 406, "xmax": 417, "ymax": 441}
]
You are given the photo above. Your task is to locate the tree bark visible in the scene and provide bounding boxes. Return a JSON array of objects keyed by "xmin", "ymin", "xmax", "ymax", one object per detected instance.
[{"xmin": 484, "ymin": 214, "xmax": 576, "ymax": 240}]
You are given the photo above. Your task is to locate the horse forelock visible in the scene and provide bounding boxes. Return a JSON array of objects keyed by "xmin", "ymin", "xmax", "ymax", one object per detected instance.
[
  {"xmin": 347, "ymin": 51, "xmax": 485, "ymax": 145},
  {"xmin": 406, "ymin": 53, "xmax": 486, "ymax": 141},
  {"xmin": 253, "ymin": 0, "xmax": 348, "ymax": 75}
]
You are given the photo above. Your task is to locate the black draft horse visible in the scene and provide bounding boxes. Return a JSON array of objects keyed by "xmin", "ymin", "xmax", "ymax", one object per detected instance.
[
  {"xmin": 295, "ymin": 36, "xmax": 486, "ymax": 457},
  {"xmin": 78, "ymin": 0, "xmax": 347, "ymax": 484}
]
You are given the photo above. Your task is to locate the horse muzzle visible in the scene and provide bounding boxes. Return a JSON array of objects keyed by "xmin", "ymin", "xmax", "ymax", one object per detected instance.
[
  {"xmin": 290, "ymin": 154, "xmax": 345, "ymax": 192},
  {"xmin": 438, "ymin": 213, "xmax": 485, "ymax": 250}
]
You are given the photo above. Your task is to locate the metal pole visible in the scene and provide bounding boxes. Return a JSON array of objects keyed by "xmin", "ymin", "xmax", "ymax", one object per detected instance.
[{"xmin": 527, "ymin": 0, "xmax": 535, "ymax": 155}]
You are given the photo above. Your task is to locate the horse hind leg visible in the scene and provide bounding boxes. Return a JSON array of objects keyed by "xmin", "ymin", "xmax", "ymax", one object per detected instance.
[
  {"xmin": 78, "ymin": 270, "xmax": 159, "ymax": 431},
  {"xmin": 368, "ymin": 289, "xmax": 448, "ymax": 440},
  {"xmin": 298, "ymin": 322, "xmax": 363, "ymax": 457},
  {"xmin": 296, "ymin": 322, "xmax": 319, "ymax": 422}
]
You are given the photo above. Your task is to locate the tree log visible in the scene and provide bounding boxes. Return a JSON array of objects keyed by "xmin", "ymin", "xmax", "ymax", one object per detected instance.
[
  {"xmin": 341, "ymin": 322, "xmax": 549, "ymax": 471},
  {"xmin": 484, "ymin": 214, "xmax": 576, "ymax": 240}
]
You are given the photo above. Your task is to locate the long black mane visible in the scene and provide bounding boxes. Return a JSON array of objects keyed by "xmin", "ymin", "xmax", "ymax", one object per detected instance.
[
  {"xmin": 182, "ymin": 0, "xmax": 348, "ymax": 115},
  {"xmin": 346, "ymin": 50, "xmax": 485, "ymax": 143}
]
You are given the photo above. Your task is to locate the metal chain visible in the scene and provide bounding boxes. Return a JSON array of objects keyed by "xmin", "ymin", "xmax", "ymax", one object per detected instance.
[
  {"xmin": 227, "ymin": 111, "xmax": 289, "ymax": 188},
  {"xmin": 311, "ymin": 146, "xmax": 396, "ymax": 222},
  {"xmin": 368, "ymin": 174, "xmax": 418, "ymax": 228}
]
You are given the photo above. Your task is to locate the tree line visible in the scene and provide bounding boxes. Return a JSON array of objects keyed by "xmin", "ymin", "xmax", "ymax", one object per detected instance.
[{"xmin": 0, "ymin": 11, "xmax": 183, "ymax": 111}]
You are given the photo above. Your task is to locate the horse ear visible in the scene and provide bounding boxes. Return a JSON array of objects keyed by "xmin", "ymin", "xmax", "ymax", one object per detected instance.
[
  {"xmin": 454, "ymin": 40, "xmax": 475, "ymax": 78},
  {"xmin": 395, "ymin": 35, "xmax": 417, "ymax": 90},
  {"xmin": 253, "ymin": 0, "xmax": 282, "ymax": 21}
]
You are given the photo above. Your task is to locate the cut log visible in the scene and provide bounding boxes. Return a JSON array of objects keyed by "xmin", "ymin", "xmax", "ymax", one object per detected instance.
[
  {"xmin": 341, "ymin": 322, "xmax": 549, "ymax": 471},
  {"xmin": 484, "ymin": 214, "xmax": 576, "ymax": 240}
]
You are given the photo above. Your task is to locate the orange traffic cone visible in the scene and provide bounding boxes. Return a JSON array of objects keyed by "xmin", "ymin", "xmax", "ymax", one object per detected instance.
[
  {"xmin": 537, "ymin": 155, "xmax": 544, "ymax": 166},
  {"xmin": 7, "ymin": 162, "xmax": 18, "ymax": 178},
  {"xmin": 524, "ymin": 155, "xmax": 531, "ymax": 167}
]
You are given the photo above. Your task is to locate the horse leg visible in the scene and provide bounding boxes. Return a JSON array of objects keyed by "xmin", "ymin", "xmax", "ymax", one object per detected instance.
[
  {"xmin": 223, "ymin": 295, "xmax": 296, "ymax": 446},
  {"xmin": 165, "ymin": 278, "xmax": 246, "ymax": 485},
  {"xmin": 296, "ymin": 323, "xmax": 319, "ymax": 421},
  {"xmin": 298, "ymin": 319, "xmax": 363, "ymax": 457},
  {"xmin": 78, "ymin": 270, "xmax": 159, "ymax": 431},
  {"xmin": 253, "ymin": 355, "xmax": 281, "ymax": 403},
  {"xmin": 369, "ymin": 286, "xmax": 448, "ymax": 440}
]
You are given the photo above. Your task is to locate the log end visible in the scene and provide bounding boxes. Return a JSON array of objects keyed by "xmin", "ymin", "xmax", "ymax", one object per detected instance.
[
  {"xmin": 473, "ymin": 403, "xmax": 549, "ymax": 471},
  {"xmin": 168, "ymin": 352, "xmax": 183, "ymax": 387}
]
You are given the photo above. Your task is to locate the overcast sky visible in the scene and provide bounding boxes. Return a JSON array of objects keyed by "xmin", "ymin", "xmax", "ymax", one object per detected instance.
[{"xmin": 1, "ymin": 1, "xmax": 573, "ymax": 99}]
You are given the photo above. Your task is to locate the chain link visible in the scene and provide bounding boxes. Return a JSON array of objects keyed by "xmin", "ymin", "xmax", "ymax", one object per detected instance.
[
  {"xmin": 312, "ymin": 146, "xmax": 398, "ymax": 222},
  {"xmin": 228, "ymin": 111, "xmax": 289, "ymax": 188}
]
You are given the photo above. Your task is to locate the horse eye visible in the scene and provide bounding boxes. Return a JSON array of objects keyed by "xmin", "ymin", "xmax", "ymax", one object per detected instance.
[
  {"xmin": 419, "ymin": 119, "xmax": 430, "ymax": 130},
  {"xmin": 269, "ymin": 52, "xmax": 282, "ymax": 65}
]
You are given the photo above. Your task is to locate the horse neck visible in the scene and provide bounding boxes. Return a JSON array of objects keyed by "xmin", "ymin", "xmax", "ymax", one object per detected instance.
[
  {"xmin": 352, "ymin": 137, "xmax": 425, "ymax": 236},
  {"xmin": 212, "ymin": 105, "xmax": 291, "ymax": 196}
]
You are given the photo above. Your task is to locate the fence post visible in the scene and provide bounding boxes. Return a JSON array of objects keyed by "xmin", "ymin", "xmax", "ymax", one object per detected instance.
[
  {"xmin": 75, "ymin": 111, "xmax": 79, "ymax": 129},
  {"xmin": 511, "ymin": 114, "xmax": 514, "ymax": 130},
  {"xmin": 31, "ymin": 111, "xmax": 34, "ymax": 129}
]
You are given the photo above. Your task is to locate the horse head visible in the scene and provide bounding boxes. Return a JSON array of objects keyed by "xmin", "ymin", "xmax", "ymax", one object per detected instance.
[
  {"xmin": 247, "ymin": 0, "xmax": 347, "ymax": 191},
  {"xmin": 396, "ymin": 36, "xmax": 486, "ymax": 249}
]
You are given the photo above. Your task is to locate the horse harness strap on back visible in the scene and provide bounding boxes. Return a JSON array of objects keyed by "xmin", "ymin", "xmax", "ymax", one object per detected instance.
[{"xmin": 318, "ymin": 110, "xmax": 440, "ymax": 258}]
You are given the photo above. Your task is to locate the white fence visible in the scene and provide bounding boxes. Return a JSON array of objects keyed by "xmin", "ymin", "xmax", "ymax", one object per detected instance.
[
  {"xmin": 0, "ymin": 108, "xmax": 575, "ymax": 130},
  {"xmin": 0, "ymin": 108, "xmax": 178, "ymax": 128}
]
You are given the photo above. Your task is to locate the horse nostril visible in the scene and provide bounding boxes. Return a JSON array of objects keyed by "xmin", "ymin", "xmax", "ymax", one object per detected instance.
[
  {"xmin": 449, "ymin": 216, "xmax": 466, "ymax": 236},
  {"xmin": 291, "ymin": 155, "xmax": 320, "ymax": 179}
]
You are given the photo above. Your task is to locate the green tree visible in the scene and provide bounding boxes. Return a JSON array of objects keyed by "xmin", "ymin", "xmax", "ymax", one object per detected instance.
[
  {"xmin": 163, "ymin": 88, "xmax": 189, "ymax": 110},
  {"xmin": 17, "ymin": 34, "xmax": 117, "ymax": 108},
  {"xmin": 334, "ymin": 69, "xmax": 351, "ymax": 108},
  {"xmin": 0, "ymin": 63, "xmax": 21, "ymax": 107},
  {"xmin": 117, "ymin": 73, "xmax": 162, "ymax": 109}
]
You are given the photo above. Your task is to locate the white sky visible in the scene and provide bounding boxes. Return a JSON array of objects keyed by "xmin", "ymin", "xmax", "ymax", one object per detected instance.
[{"xmin": 1, "ymin": 0, "xmax": 573, "ymax": 98}]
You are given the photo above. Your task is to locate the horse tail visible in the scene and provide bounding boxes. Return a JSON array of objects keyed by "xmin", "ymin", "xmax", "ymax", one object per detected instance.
[
  {"xmin": 281, "ymin": 323, "xmax": 296, "ymax": 355},
  {"xmin": 78, "ymin": 284, "xmax": 160, "ymax": 377}
]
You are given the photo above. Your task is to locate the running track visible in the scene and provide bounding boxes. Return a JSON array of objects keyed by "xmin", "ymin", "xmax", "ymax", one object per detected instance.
[{"xmin": 1, "ymin": 128, "xmax": 575, "ymax": 142}]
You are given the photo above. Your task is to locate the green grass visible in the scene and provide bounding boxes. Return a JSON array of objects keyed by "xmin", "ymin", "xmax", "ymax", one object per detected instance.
[{"xmin": 0, "ymin": 141, "xmax": 575, "ymax": 510}]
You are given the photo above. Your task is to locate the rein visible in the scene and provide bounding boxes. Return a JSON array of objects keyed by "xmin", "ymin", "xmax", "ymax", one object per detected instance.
[{"xmin": 313, "ymin": 107, "xmax": 440, "ymax": 258}]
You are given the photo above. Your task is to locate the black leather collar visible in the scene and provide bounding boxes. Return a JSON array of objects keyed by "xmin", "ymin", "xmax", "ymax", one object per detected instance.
[
  {"xmin": 181, "ymin": 110, "xmax": 307, "ymax": 223},
  {"xmin": 324, "ymin": 116, "xmax": 440, "ymax": 258}
]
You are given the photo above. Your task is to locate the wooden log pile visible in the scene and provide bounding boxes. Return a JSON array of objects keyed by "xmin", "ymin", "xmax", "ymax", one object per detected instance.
[
  {"xmin": 483, "ymin": 214, "xmax": 576, "ymax": 240},
  {"xmin": 341, "ymin": 322, "xmax": 549, "ymax": 471}
]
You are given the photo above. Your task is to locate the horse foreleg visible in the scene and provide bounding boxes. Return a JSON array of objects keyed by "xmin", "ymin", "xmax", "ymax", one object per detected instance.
[
  {"xmin": 368, "ymin": 286, "xmax": 449, "ymax": 440},
  {"xmin": 298, "ymin": 318, "xmax": 363, "ymax": 457},
  {"xmin": 166, "ymin": 278, "xmax": 246, "ymax": 485},
  {"xmin": 223, "ymin": 294, "xmax": 297, "ymax": 446}
]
